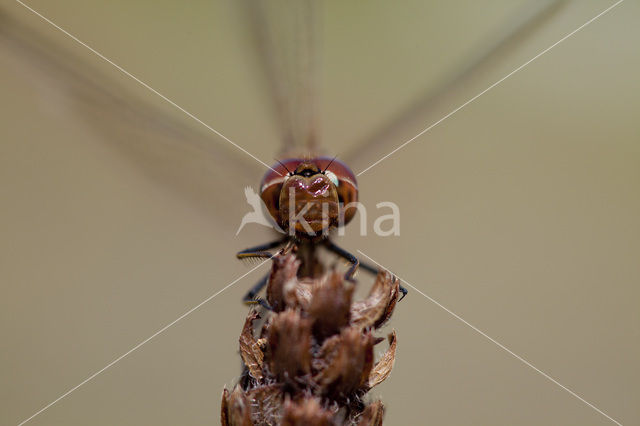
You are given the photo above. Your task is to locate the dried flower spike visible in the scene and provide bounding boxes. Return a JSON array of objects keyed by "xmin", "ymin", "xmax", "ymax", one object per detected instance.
[{"xmin": 222, "ymin": 249, "xmax": 399, "ymax": 425}]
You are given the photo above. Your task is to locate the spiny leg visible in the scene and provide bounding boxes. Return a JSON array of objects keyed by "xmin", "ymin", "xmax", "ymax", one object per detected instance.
[
  {"xmin": 324, "ymin": 240, "xmax": 360, "ymax": 281},
  {"xmin": 243, "ymin": 273, "xmax": 269, "ymax": 301},
  {"xmin": 358, "ymin": 259, "xmax": 408, "ymax": 301},
  {"xmin": 357, "ymin": 260, "xmax": 378, "ymax": 275},
  {"xmin": 328, "ymin": 244, "xmax": 409, "ymax": 301},
  {"xmin": 242, "ymin": 272, "xmax": 272, "ymax": 310},
  {"xmin": 237, "ymin": 239, "xmax": 286, "ymax": 310},
  {"xmin": 398, "ymin": 285, "xmax": 409, "ymax": 301},
  {"xmin": 236, "ymin": 238, "xmax": 286, "ymax": 260}
]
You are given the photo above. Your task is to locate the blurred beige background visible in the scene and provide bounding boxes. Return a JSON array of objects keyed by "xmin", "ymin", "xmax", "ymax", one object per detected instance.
[{"xmin": 1, "ymin": 0, "xmax": 638, "ymax": 425}]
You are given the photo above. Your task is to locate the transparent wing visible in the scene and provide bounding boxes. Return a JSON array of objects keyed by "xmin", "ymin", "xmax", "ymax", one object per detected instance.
[
  {"xmin": 0, "ymin": 7, "xmax": 260, "ymax": 227},
  {"xmin": 243, "ymin": 0, "xmax": 320, "ymax": 157},
  {"xmin": 343, "ymin": 0, "xmax": 566, "ymax": 170}
]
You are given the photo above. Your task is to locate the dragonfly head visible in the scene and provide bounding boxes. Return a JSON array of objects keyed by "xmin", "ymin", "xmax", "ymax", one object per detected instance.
[{"xmin": 260, "ymin": 157, "xmax": 359, "ymax": 236}]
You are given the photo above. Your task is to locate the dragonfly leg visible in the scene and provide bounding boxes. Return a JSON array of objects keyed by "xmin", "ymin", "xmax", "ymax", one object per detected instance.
[
  {"xmin": 243, "ymin": 273, "xmax": 270, "ymax": 304},
  {"xmin": 357, "ymin": 260, "xmax": 378, "ymax": 275},
  {"xmin": 324, "ymin": 240, "xmax": 360, "ymax": 281},
  {"xmin": 398, "ymin": 285, "xmax": 408, "ymax": 301},
  {"xmin": 238, "ymin": 240, "xmax": 286, "ymax": 310},
  {"xmin": 329, "ymin": 247, "xmax": 409, "ymax": 301},
  {"xmin": 243, "ymin": 274, "xmax": 273, "ymax": 311},
  {"xmin": 236, "ymin": 238, "xmax": 286, "ymax": 260},
  {"xmin": 245, "ymin": 297, "xmax": 273, "ymax": 311}
]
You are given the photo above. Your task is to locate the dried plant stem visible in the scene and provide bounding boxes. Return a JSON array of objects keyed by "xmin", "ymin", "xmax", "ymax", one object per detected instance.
[{"xmin": 221, "ymin": 248, "xmax": 400, "ymax": 425}]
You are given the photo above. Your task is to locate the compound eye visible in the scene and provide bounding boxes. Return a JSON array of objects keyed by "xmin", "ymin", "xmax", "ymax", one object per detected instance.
[{"xmin": 325, "ymin": 170, "xmax": 339, "ymax": 187}]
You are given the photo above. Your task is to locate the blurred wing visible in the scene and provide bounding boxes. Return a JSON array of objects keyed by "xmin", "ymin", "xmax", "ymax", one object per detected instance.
[
  {"xmin": 343, "ymin": 0, "xmax": 566, "ymax": 170},
  {"xmin": 0, "ymin": 8, "xmax": 260, "ymax": 228},
  {"xmin": 244, "ymin": 0, "xmax": 320, "ymax": 157}
]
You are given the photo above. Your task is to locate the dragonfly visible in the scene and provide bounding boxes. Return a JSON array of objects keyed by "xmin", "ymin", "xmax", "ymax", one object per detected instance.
[
  {"xmin": 0, "ymin": 0, "xmax": 569, "ymax": 422},
  {"xmin": 231, "ymin": 0, "xmax": 559, "ymax": 308},
  {"xmin": 232, "ymin": 1, "xmax": 411, "ymax": 306},
  {"xmin": 0, "ymin": 0, "xmax": 563, "ymax": 305},
  {"xmin": 234, "ymin": 0, "xmax": 563, "ymax": 309}
]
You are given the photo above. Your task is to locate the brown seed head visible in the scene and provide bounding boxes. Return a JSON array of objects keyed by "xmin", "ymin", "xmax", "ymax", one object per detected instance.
[
  {"xmin": 267, "ymin": 309, "xmax": 312, "ymax": 383},
  {"xmin": 314, "ymin": 327, "xmax": 375, "ymax": 396},
  {"xmin": 281, "ymin": 397, "xmax": 334, "ymax": 426},
  {"xmin": 308, "ymin": 271, "xmax": 354, "ymax": 338}
]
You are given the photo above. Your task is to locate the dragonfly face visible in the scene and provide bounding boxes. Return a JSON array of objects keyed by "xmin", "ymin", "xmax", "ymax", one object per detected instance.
[{"xmin": 260, "ymin": 156, "xmax": 358, "ymax": 237}]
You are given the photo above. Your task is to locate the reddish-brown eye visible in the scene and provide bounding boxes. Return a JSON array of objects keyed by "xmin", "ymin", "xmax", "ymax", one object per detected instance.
[
  {"xmin": 313, "ymin": 157, "xmax": 359, "ymax": 224},
  {"xmin": 260, "ymin": 159, "xmax": 304, "ymax": 225}
]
